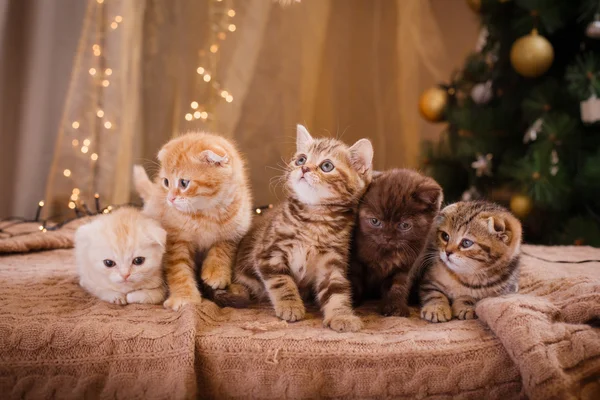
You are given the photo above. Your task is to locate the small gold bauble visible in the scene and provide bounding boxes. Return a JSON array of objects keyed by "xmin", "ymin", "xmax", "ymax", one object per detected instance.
[
  {"xmin": 510, "ymin": 194, "xmax": 533, "ymax": 219},
  {"xmin": 510, "ymin": 29, "xmax": 554, "ymax": 78},
  {"xmin": 466, "ymin": 0, "xmax": 481, "ymax": 13},
  {"xmin": 418, "ymin": 87, "xmax": 448, "ymax": 123}
]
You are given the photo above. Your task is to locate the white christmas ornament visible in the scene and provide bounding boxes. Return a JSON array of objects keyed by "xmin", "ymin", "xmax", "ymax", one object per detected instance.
[
  {"xmin": 586, "ymin": 14, "xmax": 600, "ymax": 39},
  {"xmin": 475, "ymin": 27, "xmax": 489, "ymax": 52},
  {"xmin": 471, "ymin": 153, "xmax": 493, "ymax": 177},
  {"xmin": 581, "ymin": 94, "xmax": 600, "ymax": 123},
  {"xmin": 550, "ymin": 149, "xmax": 559, "ymax": 176},
  {"xmin": 524, "ymin": 118, "xmax": 543, "ymax": 143},
  {"xmin": 471, "ymin": 80, "xmax": 494, "ymax": 104}
]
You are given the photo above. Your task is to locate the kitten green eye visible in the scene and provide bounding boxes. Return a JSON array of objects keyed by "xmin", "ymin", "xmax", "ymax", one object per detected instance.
[
  {"xmin": 460, "ymin": 239, "xmax": 474, "ymax": 248},
  {"xmin": 296, "ymin": 155, "xmax": 307, "ymax": 166},
  {"xmin": 369, "ymin": 218, "xmax": 382, "ymax": 227},
  {"xmin": 398, "ymin": 222, "xmax": 412, "ymax": 231},
  {"xmin": 440, "ymin": 231, "xmax": 450, "ymax": 242},
  {"xmin": 179, "ymin": 179, "xmax": 189, "ymax": 189},
  {"xmin": 103, "ymin": 259, "xmax": 116, "ymax": 268},
  {"xmin": 320, "ymin": 160, "xmax": 335, "ymax": 172},
  {"xmin": 132, "ymin": 257, "xmax": 145, "ymax": 266},
  {"xmin": 163, "ymin": 178, "xmax": 169, "ymax": 188}
]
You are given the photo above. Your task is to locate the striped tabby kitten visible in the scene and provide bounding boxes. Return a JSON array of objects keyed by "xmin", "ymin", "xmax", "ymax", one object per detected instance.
[
  {"xmin": 223, "ymin": 125, "xmax": 373, "ymax": 332},
  {"xmin": 133, "ymin": 132, "xmax": 252, "ymax": 311},
  {"xmin": 415, "ymin": 201, "xmax": 522, "ymax": 323}
]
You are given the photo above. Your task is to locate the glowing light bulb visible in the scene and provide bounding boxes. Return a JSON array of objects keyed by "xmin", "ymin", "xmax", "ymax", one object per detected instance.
[
  {"xmin": 72, "ymin": 121, "xmax": 80, "ymax": 129},
  {"xmin": 191, "ymin": 101, "xmax": 199, "ymax": 109},
  {"xmin": 91, "ymin": 153, "xmax": 99, "ymax": 161},
  {"xmin": 38, "ymin": 201, "xmax": 45, "ymax": 207},
  {"xmin": 72, "ymin": 139, "xmax": 79, "ymax": 146},
  {"xmin": 256, "ymin": 208, "xmax": 262, "ymax": 214},
  {"xmin": 185, "ymin": 113, "xmax": 193, "ymax": 121},
  {"xmin": 197, "ymin": 67, "xmax": 205, "ymax": 75},
  {"xmin": 218, "ymin": 32, "xmax": 226, "ymax": 40},
  {"xmin": 228, "ymin": 9, "xmax": 236, "ymax": 17},
  {"xmin": 63, "ymin": 169, "xmax": 72, "ymax": 177},
  {"xmin": 83, "ymin": 139, "xmax": 91, "ymax": 146},
  {"xmin": 200, "ymin": 111, "xmax": 208, "ymax": 119},
  {"xmin": 210, "ymin": 44, "xmax": 219, "ymax": 53},
  {"xmin": 228, "ymin": 24, "xmax": 236, "ymax": 32},
  {"xmin": 97, "ymin": 110, "xmax": 104, "ymax": 118},
  {"xmin": 193, "ymin": 111, "xmax": 201, "ymax": 119},
  {"xmin": 110, "ymin": 22, "xmax": 118, "ymax": 30},
  {"xmin": 39, "ymin": 225, "xmax": 44, "ymax": 231},
  {"xmin": 97, "ymin": 0, "xmax": 104, "ymax": 3},
  {"xmin": 104, "ymin": 121, "xmax": 112, "ymax": 129},
  {"xmin": 105, "ymin": 68, "xmax": 113, "ymax": 75},
  {"xmin": 71, "ymin": 194, "xmax": 79, "ymax": 201},
  {"xmin": 93, "ymin": 44, "xmax": 100, "ymax": 51},
  {"xmin": 220, "ymin": 90, "xmax": 228, "ymax": 98},
  {"xmin": 68, "ymin": 201, "xmax": 76, "ymax": 209},
  {"xmin": 93, "ymin": 49, "xmax": 101, "ymax": 56},
  {"xmin": 89, "ymin": 68, "xmax": 97, "ymax": 75},
  {"xmin": 102, "ymin": 80, "xmax": 110, "ymax": 87},
  {"xmin": 115, "ymin": 15, "xmax": 123, "ymax": 23},
  {"xmin": 203, "ymin": 74, "xmax": 211, "ymax": 82},
  {"xmin": 72, "ymin": 188, "xmax": 80, "ymax": 195},
  {"xmin": 81, "ymin": 146, "xmax": 89, "ymax": 154},
  {"xmin": 226, "ymin": 95, "xmax": 233, "ymax": 103}
]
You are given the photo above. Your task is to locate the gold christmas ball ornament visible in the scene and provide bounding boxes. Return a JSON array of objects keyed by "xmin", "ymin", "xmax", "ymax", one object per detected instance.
[
  {"xmin": 418, "ymin": 87, "xmax": 448, "ymax": 123},
  {"xmin": 466, "ymin": 0, "xmax": 481, "ymax": 13},
  {"xmin": 510, "ymin": 29, "xmax": 554, "ymax": 78},
  {"xmin": 510, "ymin": 194, "xmax": 533, "ymax": 219}
]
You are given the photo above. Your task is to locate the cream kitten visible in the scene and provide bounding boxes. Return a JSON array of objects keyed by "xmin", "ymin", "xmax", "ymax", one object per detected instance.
[{"xmin": 75, "ymin": 207, "xmax": 168, "ymax": 305}]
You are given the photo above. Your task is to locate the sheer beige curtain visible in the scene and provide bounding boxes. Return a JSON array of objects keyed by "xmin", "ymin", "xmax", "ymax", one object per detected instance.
[
  {"xmin": 1, "ymin": 0, "xmax": 477, "ymax": 218},
  {"xmin": 0, "ymin": 0, "xmax": 85, "ymax": 218}
]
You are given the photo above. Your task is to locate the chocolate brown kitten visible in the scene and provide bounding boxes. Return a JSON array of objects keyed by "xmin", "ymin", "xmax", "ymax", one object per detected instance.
[
  {"xmin": 349, "ymin": 169, "xmax": 442, "ymax": 316},
  {"xmin": 414, "ymin": 201, "xmax": 522, "ymax": 323}
]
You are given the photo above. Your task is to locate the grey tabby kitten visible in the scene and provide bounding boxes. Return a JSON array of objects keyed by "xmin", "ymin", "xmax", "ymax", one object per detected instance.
[
  {"xmin": 216, "ymin": 125, "xmax": 373, "ymax": 332},
  {"xmin": 412, "ymin": 201, "xmax": 522, "ymax": 323}
]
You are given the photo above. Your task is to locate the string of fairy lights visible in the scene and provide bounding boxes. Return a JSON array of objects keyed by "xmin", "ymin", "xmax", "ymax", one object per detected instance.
[
  {"xmin": 59, "ymin": 0, "xmax": 120, "ymax": 216},
  {"xmin": 184, "ymin": 0, "xmax": 236, "ymax": 123}
]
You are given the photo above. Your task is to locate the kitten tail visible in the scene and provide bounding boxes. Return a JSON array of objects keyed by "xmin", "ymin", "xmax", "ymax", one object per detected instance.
[
  {"xmin": 133, "ymin": 165, "xmax": 153, "ymax": 201},
  {"xmin": 202, "ymin": 283, "xmax": 252, "ymax": 308}
]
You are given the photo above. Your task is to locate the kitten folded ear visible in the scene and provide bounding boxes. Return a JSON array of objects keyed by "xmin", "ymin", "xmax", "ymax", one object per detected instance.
[
  {"xmin": 415, "ymin": 181, "xmax": 443, "ymax": 210},
  {"xmin": 145, "ymin": 223, "xmax": 167, "ymax": 249},
  {"xmin": 296, "ymin": 124, "xmax": 314, "ymax": 153},
  {"xmin": 485, "ymin": 213, "xmax": 522, "ymax": 247},
  {"xmin": 349, "ymin": 139, "xmax": 374, "ymax": 174},
  {"xmin": 196, "ymin": 149, "xmax": 229, "ymax": 165}
]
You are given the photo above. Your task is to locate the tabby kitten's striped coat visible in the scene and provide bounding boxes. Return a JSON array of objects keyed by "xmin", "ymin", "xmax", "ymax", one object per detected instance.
[
  {"xmin": 133, "ymin": 132, "xmax": 252, "ymax": 311},
  {"xmin": 225, "ymin": 125, "xmax": 373, "ymax": 332},
  {"xmin": 414, "ymin": 201, "xmax": 522, "ymax": 323}
]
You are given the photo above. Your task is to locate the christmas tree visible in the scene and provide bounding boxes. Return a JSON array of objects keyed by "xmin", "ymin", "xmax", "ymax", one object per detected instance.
[{"xmin": 419, "ymin": 0, "xmax": 600, "ymax": 246}]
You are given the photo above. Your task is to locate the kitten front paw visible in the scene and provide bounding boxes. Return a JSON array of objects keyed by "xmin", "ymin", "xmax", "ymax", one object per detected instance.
[
  {"xmin": 163, "ymin": 293, "xmax": 202, "ymax": 311},
  {"xmin": 324, "ymin": 314, "xmax": 363, "ymax": 333},
  {"xmin": 453, "ymin": 304, "xmax": 477, "ymax": 320},
  {"xmin": 380, "ymin": 301, "xmax": 410, "ymax": 317},
  {"xmin": 127, "ymin": 288, "xmax": 166, "ymax": 304},
  {"xmin": 108, "ymin": 294, "xmax": 128, "ymax": 305},
  {"xmin": 421, "ymin": 303, "xmax": 452, "ymax": 323},
  {"xmin": 201, "ymin": 261, "xmax": 231, "ymax": 290},
  {"xmin": 274, "ymin": 300, "xmax": 305, "ymax": 322}
]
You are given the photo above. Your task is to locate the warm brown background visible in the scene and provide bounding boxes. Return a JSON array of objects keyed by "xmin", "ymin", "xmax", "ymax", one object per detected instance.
[{"xmin": 0, "ymin": 0, "xmax": 477, "ymax": 218}]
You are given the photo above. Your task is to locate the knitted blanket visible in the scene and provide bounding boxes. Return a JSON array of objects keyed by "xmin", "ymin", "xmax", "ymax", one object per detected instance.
[{"xmin": 0, "ymin": 236, "xmax": 599, "ymax": 398}]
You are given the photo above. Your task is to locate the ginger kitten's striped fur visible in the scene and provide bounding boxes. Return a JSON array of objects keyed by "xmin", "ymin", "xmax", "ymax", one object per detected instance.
[
  {"xmin": 220, "ymin": 125, "xmax": 373, "ymax": 332},
  {"xmin": 133, "ymin": 132, "xmax": 252, "ymax": 311},
  {"xmin": 414, "ymin": 201, "xmax": 522, "ymax": 323}
]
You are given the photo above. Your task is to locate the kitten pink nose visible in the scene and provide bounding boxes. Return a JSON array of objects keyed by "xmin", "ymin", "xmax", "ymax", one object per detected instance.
[
  {"xmin": 446, "ymin": 250, "xmax": 454, "ymax": 257},
  {"xmin": 121, "ymin": 273, "xmax": 130, "ymax": 280},
  {"xmin": 168, "ymin": 195, "xmax": 176, "ymax": 203},
  {"xmin": 301, "ymin": 166, "xmax": 309, "ymax": 174}
]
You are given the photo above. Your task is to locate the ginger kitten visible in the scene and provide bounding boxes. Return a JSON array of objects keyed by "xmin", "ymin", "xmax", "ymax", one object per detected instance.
[
  {"xmin": 218, "ymin": 125, "xmax": 373, "ymax": 332},
  {"xmin": 350, "ymin": 169, "xmax": 442, "ymax": 316},
  {"xmin": 75, "ymin": 207, "xmax": 167, "ymax": 305},
  {"xmin": 413, "ymin": 201, "xmax": 522, "ymax": 323},
  {"xmin": 133, "ymin": 131, "xmax": 252, "ymax": 311}
]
